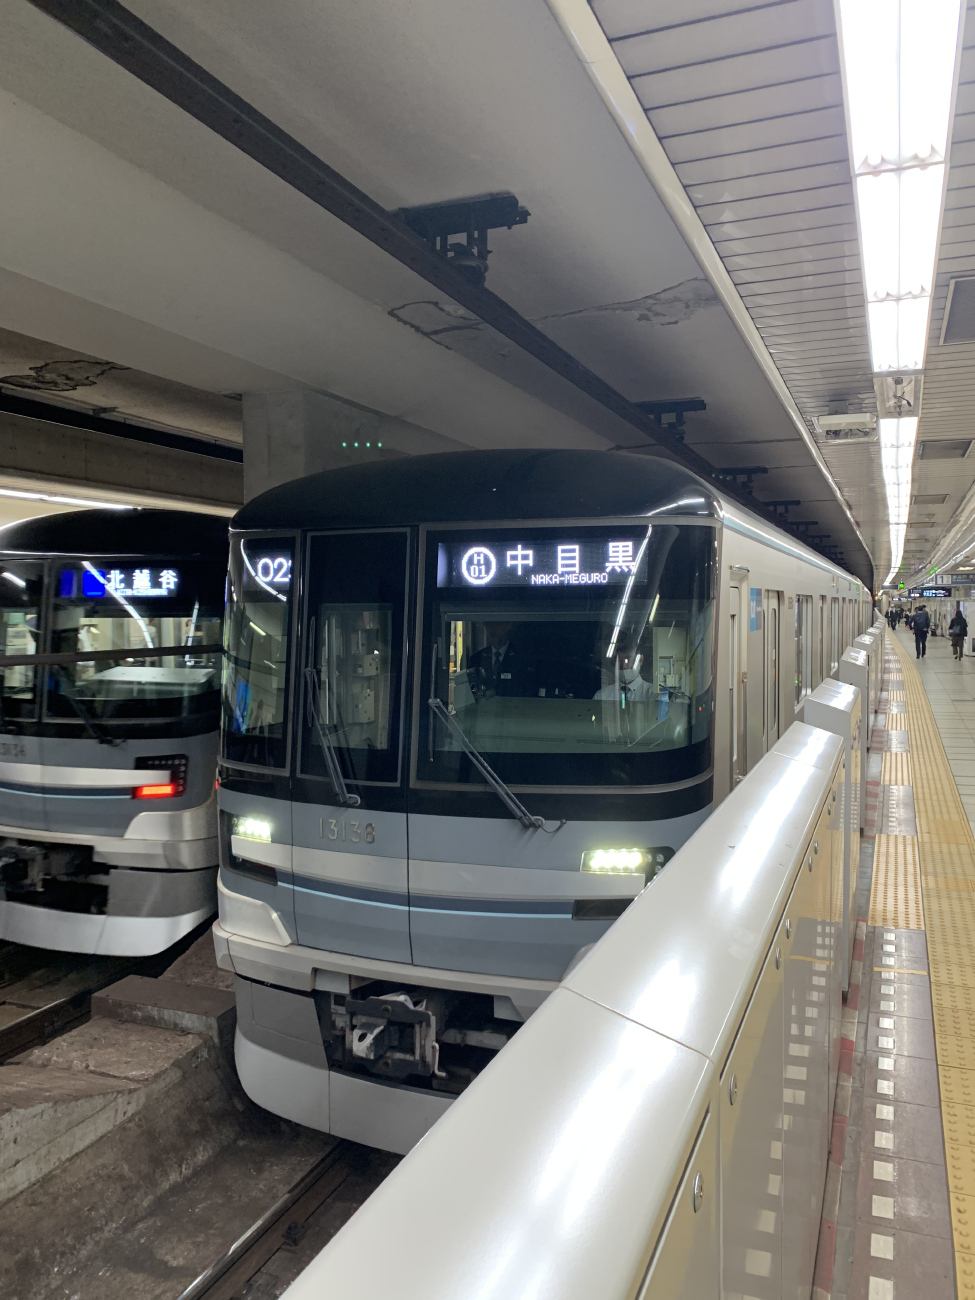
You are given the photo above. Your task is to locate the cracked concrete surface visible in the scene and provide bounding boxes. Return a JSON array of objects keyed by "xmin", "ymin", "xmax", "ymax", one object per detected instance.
[{"xmin": 389, "ymin": 277, "xmax": 720, "ymax": 346}]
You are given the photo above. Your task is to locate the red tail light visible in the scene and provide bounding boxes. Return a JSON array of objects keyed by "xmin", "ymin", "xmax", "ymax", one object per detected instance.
[
  {"xmin": 134, "ymin": 782, "xmax": 177, "ymax": 799},
  {"xmin": 133, "ymin": 754, "xmax": 187, "ymax": 799}
]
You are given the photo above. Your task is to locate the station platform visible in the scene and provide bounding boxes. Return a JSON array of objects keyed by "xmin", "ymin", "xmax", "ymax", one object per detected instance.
[{"xmin": 816, "ymin": 629, "xmax": 975, "ymax": 1300}]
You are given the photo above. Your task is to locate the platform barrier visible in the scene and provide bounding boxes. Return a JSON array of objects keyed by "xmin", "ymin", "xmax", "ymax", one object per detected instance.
[
  {"xmin": 853, "ymin": 624, "xmax": 884, "ymax": 732},
  {"xmin": 280, "ymin": 721, "xmax": 845, "ymax": 1300},
  {"xmin": 839, "ymin": 645, "xmax": 871, "ymax": 817},
  {"xmin": 802, "ymin": 679, "xmax": 862, "ymax": 989}
]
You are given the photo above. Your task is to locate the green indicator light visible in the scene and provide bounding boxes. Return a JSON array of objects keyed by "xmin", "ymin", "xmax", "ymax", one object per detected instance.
[
  {"xmin": 342, "ymin": 441, "xmax": 347, "ymax": 447},
  {"xmin": 354, "ymin": 441, "xmax": 359, "ymax": 447},
  {"xmin": 378, "ymin": 442, "xmax": 382, "ymax": 448}
]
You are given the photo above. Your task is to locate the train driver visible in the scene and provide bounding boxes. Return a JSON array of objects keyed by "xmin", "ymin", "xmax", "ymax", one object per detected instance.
[
  {"xmin": 594, "ymin": 629, "xmax": 655, "ymax": 701},
  {"xmin": 468, "ymin": 621, "xmax": 534, "ymax": 697}
]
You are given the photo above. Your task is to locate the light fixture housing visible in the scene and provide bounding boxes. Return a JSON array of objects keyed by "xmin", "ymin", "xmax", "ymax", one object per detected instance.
[
  {"xmin": 581, "ymin": 847, "xmax": 674, "ymax": 877},
  {"xmin": 836, "ymin": 0, "xmax": 963, "ymax": 584},
  {"xmin": 234, "ymin": 816, "xmax": 272, "ymax": 842}
]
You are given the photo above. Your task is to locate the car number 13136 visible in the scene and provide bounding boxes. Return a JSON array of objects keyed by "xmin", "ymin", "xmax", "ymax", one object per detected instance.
[{"xmin": 320, "ymin": 818, "xmax": 375, "ymax": 844}]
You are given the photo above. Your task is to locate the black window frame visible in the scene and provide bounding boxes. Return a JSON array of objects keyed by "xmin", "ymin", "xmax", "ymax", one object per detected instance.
[
  {"xmin": 297, "ymin": 527, "xmax": 411, "ymax": 790},
  {"xmin": 220, "ymin": 529, "xmax": 300, "ymax": 776},
  {"xmin": 0, "ymin": 555, "xmax": 47, "ymax": 724},
  {"xmin": 410, "ymin": 517, "xmax": 719, "ymax": 795}
]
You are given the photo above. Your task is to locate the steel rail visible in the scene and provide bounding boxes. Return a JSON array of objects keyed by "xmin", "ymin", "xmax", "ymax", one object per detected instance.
[
  {"xmin": 24, "ymin": 0, "xmax": 822, "ymax": 544},
  {"xmin": 0, "ymin": 642, "xmax": 224, "ymax": 668},
  {"xmin": 175, "ymin": 1144, "xmax": 355, "ymax": 1300}
]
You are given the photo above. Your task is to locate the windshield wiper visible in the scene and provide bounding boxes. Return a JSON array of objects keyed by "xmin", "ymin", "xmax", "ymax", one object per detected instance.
[
  {"xmin": 304, "ymin": 668, "xmax": 360, "ymax": 808},
  {"xmin": 428, "ymin": 697, "xmax": 559, "ymax": 832},
  {"xmin": 53, "ymin": 667, "xmax": 120, "ymax": 746}
]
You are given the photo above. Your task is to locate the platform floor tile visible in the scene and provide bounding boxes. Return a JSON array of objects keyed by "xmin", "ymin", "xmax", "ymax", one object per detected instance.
[{"xmin": 889, "ymin": 631, "xmax": 975, "ymax": 1296}]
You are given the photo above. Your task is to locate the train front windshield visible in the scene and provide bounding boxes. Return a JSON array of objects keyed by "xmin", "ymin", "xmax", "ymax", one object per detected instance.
[
  {"xmin": 420, "ymin": 523, "xmax": 716, "ymax": 788},
  {"xmin": 47, "ymin": 559, "xmax": 223, "ymax": 723}
]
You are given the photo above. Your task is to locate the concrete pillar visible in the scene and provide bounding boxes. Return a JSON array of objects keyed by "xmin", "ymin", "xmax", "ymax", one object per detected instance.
[
  {"xmin": 242, "ymin": 390, "xmax": 469, "ymax": 501},
  {"xmin": 242, "ymin": 390, "xmax": 382, "ymax": 500}
]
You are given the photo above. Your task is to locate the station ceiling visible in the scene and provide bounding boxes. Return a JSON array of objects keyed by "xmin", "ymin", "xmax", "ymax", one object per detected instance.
[{"xmin": 2, "ymin": 0, "xmax": 971, "ymax": 588}]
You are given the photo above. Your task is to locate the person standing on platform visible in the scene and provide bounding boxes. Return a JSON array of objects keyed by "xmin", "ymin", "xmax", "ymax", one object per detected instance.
[
  {"xmin": 913, "ymin": 604, "xmax": 930, "ymax": 658},
  {"xmin": 949, "ymin": 606, "xmax": 969, "ymax": 660}
]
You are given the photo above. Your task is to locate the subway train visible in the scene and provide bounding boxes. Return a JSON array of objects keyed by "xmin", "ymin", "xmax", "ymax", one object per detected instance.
[
  {"xmin": 0, "ymin": 509, "xmax": 228, "ymax": 955},
  {"xmin": 213, "ymin": 449, "xmax": 871, "ymax": 1151}
]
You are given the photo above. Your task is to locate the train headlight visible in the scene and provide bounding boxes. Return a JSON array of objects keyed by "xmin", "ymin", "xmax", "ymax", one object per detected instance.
[
  {"xmin": 234, "ymin": 816, "xmax": 271, "ymax": 842},
  {"xmin": 581, "ymin": 847, "xmax": 674, "ymax": 876}
]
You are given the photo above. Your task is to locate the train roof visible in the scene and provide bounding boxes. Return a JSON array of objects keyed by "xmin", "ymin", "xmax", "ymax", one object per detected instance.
[
  {"xmin": 233, "ymin": 449, "xmax": 723, "ymax": 530},
  {"xmin": 0, "ymin": 508, "xmax": 229, "ymax": 558}
]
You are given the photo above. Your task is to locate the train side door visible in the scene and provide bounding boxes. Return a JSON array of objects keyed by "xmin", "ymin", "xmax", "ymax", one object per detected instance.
[{"xmin": 764, "ymin": 591, "xmax": 782, "ymax": 751}]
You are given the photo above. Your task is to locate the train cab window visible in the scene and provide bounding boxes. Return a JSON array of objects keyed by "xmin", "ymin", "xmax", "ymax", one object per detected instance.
[
  {"xmin": 0, "ymin": 561, "xmax": 44, "ymax": 721},
  {"xmin": 299, "ymin": 530, "xmax": 408, "ymax": 785},
  {"xmin": 222, "ymin": 538, "xmax": 294, "ymax": 767},
  {"xmin": 48, "ymin": 558, "xmax": 224, "ymax": 727},
  {"xmin": 418, "ymin": 524, "xmax": 716, "ymax": 788}
]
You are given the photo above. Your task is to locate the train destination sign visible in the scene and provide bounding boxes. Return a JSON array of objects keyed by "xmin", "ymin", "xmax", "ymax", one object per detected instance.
[
  {"xmin": 60, "ymin": 567, "xmax": 181, "ymax": 599},
  {"xmin": 437, "ymin": 537, "xmax": 650, "ymax": 588}
]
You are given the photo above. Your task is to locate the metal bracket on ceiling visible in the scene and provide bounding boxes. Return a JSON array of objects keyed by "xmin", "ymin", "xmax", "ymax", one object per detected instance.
[
  {"xmin": 766, "ymin": 499, "xmax": 801, "ymax": 520},
  {"xmin": 632, "ymin": 398, "xmax": 706, "ymax": 444},
  {"xmin": 395, "ymin": 192, "xmax": 530, "ymax": 289},
  {"xmin": 716, "ymin": 466, "xmax": 768, "ymax": 493}
]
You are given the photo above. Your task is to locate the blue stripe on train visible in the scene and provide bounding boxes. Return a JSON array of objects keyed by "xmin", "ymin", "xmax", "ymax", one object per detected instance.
[{"xmin": 289, "ymin": 871, "xmax": 573, "ymax": 919}]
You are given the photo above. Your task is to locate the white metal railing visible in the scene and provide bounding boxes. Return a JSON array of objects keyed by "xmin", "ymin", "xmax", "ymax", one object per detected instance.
[{"xmin": 279, "ymin": 720, "xmax": 845, "ymax": 1299}]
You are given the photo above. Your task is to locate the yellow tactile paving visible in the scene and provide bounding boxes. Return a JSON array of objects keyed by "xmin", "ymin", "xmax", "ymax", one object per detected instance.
[
  {"xmin": 957, "ymin": 1252, "xmax": 975, "ymax": 1300},
  {"xmin": 952, "ymin": 1191, "xmax": 975, "ymax": 1257},
  {"xmin": 880, "ymin": 751, "xmax": 912, "ymax": 785},
  {"xmin": 937, "ymin": 1036, "xmax": 975, "ymax": 1071},
  {"xmin": 868, "ymin": 833, "xmax": 924, "ymax": 928},
  {"xmin": 933, "ymin": 984, "xmax": 975, "ymax": 1015},
  {"xmin": 889, "ymin": 634, "xmax": 975, "ymax": 1278},
  {"xmin": 944, "ymin": 1100, "xmax": 975, "ymax": 1149},
  {"xmin": 948, "ymin": 1142, "xmax": 975, "ymax": 1192},
  {"xmin": 939, "ymin": 1066, "xmax": 975, "ymax": 1109},
  {"xmin": 886, "ymin": 711, "xmax": 909, "ymax": 730},
  {"xmin": 888, "ymin": 690, "xmax": 906, "ymax": 701}
]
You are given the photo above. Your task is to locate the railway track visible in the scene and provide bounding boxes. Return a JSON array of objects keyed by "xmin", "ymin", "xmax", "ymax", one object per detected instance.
[
  {"xmin": 0, "ymin": 921, "xmax": 212, "ymax": 1061},
  {"xmin": 176, "ymin": 1143, "xmax": 360, "ymax": 1300}
]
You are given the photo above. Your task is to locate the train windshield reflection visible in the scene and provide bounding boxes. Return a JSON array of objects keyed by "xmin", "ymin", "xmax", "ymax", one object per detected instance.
[{"xmin": 420, "ymin": 523, "xmax": 716, "ymax": 788}]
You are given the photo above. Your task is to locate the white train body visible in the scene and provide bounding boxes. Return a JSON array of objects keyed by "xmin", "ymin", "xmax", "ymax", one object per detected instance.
[
  {"xmin": 213, "ymin": 450, "xmax": 870, "ymax": 1151},
  {"xmin": 0, "ymin": 509, "xmax": 227, "ymax": 955}
]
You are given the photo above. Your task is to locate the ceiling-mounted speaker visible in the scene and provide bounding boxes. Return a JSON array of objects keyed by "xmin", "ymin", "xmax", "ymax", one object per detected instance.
[{"xmin": 813, "ymin": 412, "xmax": 877, "ymax": 442}]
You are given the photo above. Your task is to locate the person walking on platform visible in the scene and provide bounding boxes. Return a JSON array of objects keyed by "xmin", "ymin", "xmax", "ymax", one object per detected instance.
[
  {"xmin": 950, "ymin": 606, "xmax": 969, "ymax": 660},
  {"xmin": 913, "ymin": 604, "xmax": 930, "ymax": 658}
]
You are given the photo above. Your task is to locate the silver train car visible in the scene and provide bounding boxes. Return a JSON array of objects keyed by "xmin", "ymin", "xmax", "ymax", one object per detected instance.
[
  {"xmin": 214, "ymin": 450, "xmax": 871, "ymax": 1150},
  {"xmin": 0, "ymin": 509, "xmax": 228, "ymax": 955}
]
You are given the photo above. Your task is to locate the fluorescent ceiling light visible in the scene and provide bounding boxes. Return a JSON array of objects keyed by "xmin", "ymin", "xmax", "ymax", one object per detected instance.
[
  {"xmin": 837, "ymin": 0, "xmax": 962, "ymax": 582},
  {"xmin": 880, "ymin": 416, "xmax": 918, "ymax": 584},
  {"xmin": 837, "ymin": 0, "xmax": 962, "ymax": 372}
]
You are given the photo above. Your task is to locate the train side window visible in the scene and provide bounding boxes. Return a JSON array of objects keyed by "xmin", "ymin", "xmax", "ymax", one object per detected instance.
[
  {"xmin": 300, "ymin": 530, "xmax": 408, "ymax": 786},
  {"xmin": 830, "ymin": 597, "xmax": 840, "ymax": 672},
  {"xmin": 222, "ymin": 536, "xmax": 295, "ymax": 769},
  {"xmin": 765, "ymin": 591, "xmax": 780, "ymax": 747},
  {"xmin": 0, "ymin": 560, "xmax": 44, "ymax": 721},
  {"xmin": 795, "ymin": 595, "xmax": 813, "ymax": 706}
]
